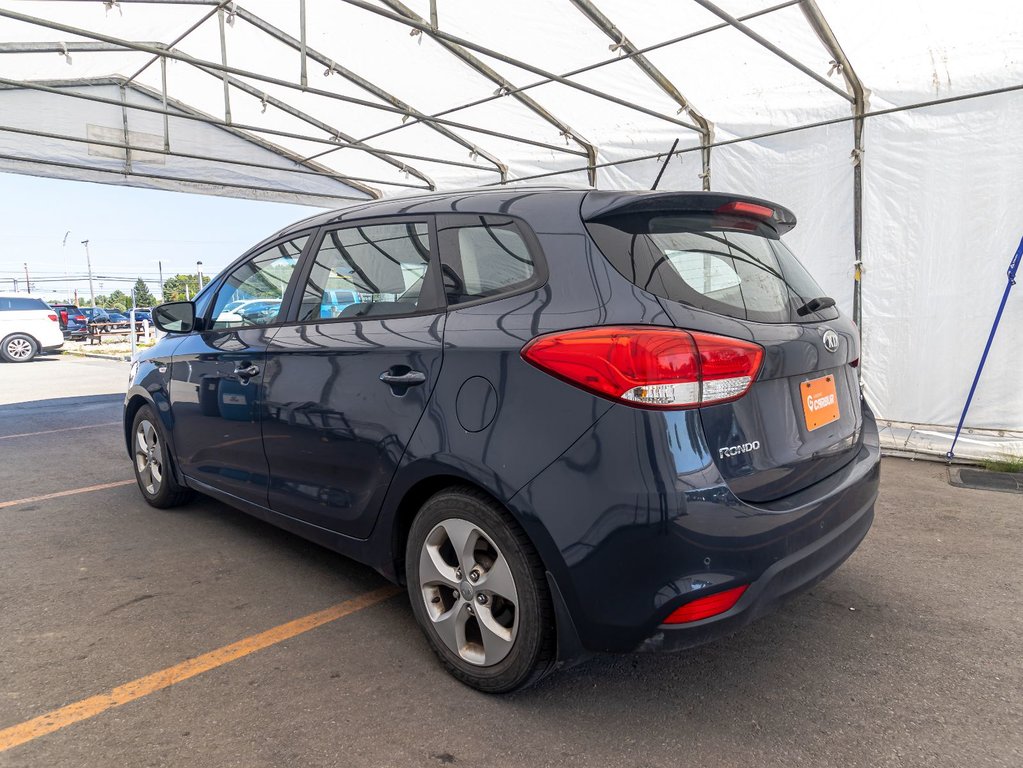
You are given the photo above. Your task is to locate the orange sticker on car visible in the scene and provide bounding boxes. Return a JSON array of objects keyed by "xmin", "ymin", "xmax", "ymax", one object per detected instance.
[{"xmin": 801, "ymin": 375, "xmax": 840, "ymax": 431}]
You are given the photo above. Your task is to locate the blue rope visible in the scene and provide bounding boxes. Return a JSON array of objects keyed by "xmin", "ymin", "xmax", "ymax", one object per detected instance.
[{"xmin": 947, "ymin": 233, "xmax": 1023, "ymax": 460}]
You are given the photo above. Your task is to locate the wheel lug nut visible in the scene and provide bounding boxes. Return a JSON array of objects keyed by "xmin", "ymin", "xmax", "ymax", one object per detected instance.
[
  {"xmin": 451, "ymin": 589, "xmax": 459, "ymax": 600},
  {"xmin": 466, "ymin": 605, "xmax": 474, "ymax": 615},
  {"xmin": 469, "ymin": 570, "xmax": 480, "ymax": 583},
  {"xmin": 454, "ymin": 568, "xmax": 463, "ymax": 580},
  {"xmin": 476, "ymin": 593, "xmax": 488, "ymax": 605}
]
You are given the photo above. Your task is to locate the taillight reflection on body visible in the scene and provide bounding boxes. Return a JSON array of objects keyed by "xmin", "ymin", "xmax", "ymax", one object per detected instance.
[
  {"xmin": 47, "ymin": 313, "xmax": 58, "ymax": 322},
  {"xmin": 520, "ymin": 326, "xmax": 763, "ymax": 409}
]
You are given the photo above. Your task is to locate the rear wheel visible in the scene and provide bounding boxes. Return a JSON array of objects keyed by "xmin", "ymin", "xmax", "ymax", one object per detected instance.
[
  {"xmin": 1, "ymin": 334, "xmax": 37, "ymax": 363},
  {"xmin": 406, "ymin": 488, "xmax": 556, "ymax": 693},
  {"xmin": 131, "ymin": 405, "xmax": 194, "ymax": 508}
]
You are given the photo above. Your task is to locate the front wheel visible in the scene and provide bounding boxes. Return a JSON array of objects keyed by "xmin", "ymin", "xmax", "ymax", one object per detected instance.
[
  {"xmin": 0, "ymin": 334, "xmax": 37, "ymax": 363},
  {"xmin": 406, "ymin": 488, "xmax": 556, "ymax": 693},
  {"xmin": 131, "ymin": 405, "xmax": 194, "ymax": 509}
]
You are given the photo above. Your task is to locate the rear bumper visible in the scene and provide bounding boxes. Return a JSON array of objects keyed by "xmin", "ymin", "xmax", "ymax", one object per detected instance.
[
  {"xmin": 637, "ymin": 491, "xmax": 874, "ymax": 652},
  {"xmin": 510, "ymin": 401, "xmax": 880, "ymax": 655}
]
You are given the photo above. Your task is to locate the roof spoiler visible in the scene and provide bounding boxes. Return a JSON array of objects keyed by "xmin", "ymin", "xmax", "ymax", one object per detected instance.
[{"xmin": 580, "ymin": 191, "xmax": 797, "ymax": 235}]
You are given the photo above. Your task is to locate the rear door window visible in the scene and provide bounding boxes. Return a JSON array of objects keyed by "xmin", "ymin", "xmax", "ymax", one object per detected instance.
[
  {"xmin": 296, "ymin": 221, "xmax": 440, "ymax": 321},
  {"xmin": 0, "ymin": 297, "xmax": 50, "ymax": 311},
  {"xmin": 586, "ymin": 214, "xmax": 837, "ymax": 324},
  {"xmin": 437, "ymin": 215, "xmax": 540, "ymax": 305}
]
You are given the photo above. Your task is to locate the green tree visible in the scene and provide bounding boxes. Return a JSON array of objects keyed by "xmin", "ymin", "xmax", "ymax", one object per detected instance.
[
  {"xmin": 161, "ymin": 274, "xmax": 201, "ymax": 302},
  {"xmin": 106, "ymin": 289, "xmax": 129, "ymax": 311},
  {"xmin": 132, "ymin": 277, "xmax": 157, "ymax": 308}
]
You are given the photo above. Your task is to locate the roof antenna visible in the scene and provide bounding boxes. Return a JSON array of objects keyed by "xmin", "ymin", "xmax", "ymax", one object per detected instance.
[{"xmin": 651, "ymin": 138, "xmax": 679, "ymax": 190}]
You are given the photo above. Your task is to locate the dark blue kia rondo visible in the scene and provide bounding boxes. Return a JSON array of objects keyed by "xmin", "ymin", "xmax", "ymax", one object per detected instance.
[{"xmin": 126, "ymin": 188, "xmax": 880, "ymax": 692}]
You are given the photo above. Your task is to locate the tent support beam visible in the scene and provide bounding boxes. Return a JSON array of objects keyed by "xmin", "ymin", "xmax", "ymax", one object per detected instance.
[
  {"xmin": 691, "ymin": 0, "xmax": 854, "ymax": 103},
  {"xmin": 160, "ymin": 55, "xmax": 169, "ymax": 150},
  {"xmin": 119, "ymin": 84, "xmax": 132, "ymax": 173},
  {"xmin": 376, "ymin": 0, "xmax": 598, "ymax": 185},
  {"xmin": 338, "ymin": 0, "xmax": 701, "ymax": 132},
  {"xmin": 568, "ymin": 0, "xmax": 713, "ymax": 190},
  {"xmin": 124, "ymin": 0, "xmax": 228, "ymax": 84},
  {"xmin": 231, "ymin": 7, "xmax": 508, "ymax": 180},
  {"xmin": 799, "ymin": 0, "xmax": 867, "ymax": 332},
  {"xmin": 0, "ymin": 7, "xmax": 526, "ymax": 175},
  {"xmin": 191, "ymin": 64, "xmax": 437, "ymax": 189},
  {"xmin": 299, "ymin": 0, "xmax": 308, "ymax": 87},
  {"xmin": 0, "ymin": 123, "xmax": 430, "ymax": 190},
  {"xmin": 347, "ymin": 1, "xmax": 798, "ymax": 152},
  {"xmin": 217, "ymin": 6, "xmax": 231, "ymax": 124}
]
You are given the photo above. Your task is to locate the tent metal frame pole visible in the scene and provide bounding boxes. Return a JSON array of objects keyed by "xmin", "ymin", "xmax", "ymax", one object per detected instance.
[
  {"xmin": 124, "ymin": 0, "xmax": 228, "ymax": 84},
  {"xmin": 800, "ymin": 0, "xmax": 867, "ymax": 333},
  {"xmin": 346, "ymin": 1, "xmax": 798, "ymax": 150},
  {"xmin": 338, "ymin": 0, "xmax": 701, "ymax": 132},
  {"xmin": 376, "ymin": 0, "xmax": 599, "ymax": 185},
  {"xmin": 0, "ymin": 123, "xmax": 431, "ymax": 190},
  {"xmin": 691, "ymin": 0, "xmax": 854, "ymax": 104},
  {"xmin": 299, "ymin": 0, "xmax": 308, "ymax": 87},
  {"xmin": 216, "ymin": 6, "xmax": 231, "ymax": 124},
  {"xmin": 0, "ymin": 7, "xmax": 526, "ymax": 176},
  {"xmin": 0, "ymin": 77, "xmax": 500, "ymax": 175},
  {"xmin": 119, "ymin": 84, "xmax": 132, "ymax": 173},
  {"xmin": 568, "ymin": 0, "xmax": 713, "ymax": 190},
  {"xmin": 160, "ymin": 55, "xmax": 169, "ymax": 150},
  {"xmin": 230, "ymin": 7, "xmax": 508, "ymax": 180},
  {"xmin": 191, "ymin": 64, "xmax": 437, "ymax": 189}
]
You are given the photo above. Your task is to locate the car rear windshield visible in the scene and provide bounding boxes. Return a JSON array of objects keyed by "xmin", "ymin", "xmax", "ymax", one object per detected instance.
[
  {"xmin": 0, "ymin": 297, "xmax": 50, "ymax": 311},
  {"xmin": 585, "ymin": 213, "xmax": 838, "ymax": 324}
]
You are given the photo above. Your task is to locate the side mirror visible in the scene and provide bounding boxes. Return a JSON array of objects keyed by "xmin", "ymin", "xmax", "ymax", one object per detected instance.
[{"xmin": 153, "ymin": 301, "xmax": 197, "ymax": 333}]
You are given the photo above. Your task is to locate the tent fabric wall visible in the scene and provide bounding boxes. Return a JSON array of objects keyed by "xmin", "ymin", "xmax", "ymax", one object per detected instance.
[{"xmin": 0, "ymin": 0, "xmax": 1021, "ymax": 457}]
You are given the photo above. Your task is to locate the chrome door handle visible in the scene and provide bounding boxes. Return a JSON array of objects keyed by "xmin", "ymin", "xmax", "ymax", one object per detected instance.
[{"xmin": 234, "ymin": 363, "xmax": 260, "ymax": 378}]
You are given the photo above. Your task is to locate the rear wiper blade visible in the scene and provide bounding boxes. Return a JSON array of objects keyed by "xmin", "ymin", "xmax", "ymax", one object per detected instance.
[{"xmin": 796, "ymin": 296, "xmax": 836, "ymax": 316}]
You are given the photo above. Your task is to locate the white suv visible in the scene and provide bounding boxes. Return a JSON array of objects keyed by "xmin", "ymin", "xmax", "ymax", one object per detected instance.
[{"xmin": 0, "ymin": 294, "xmax": 65, "ymax": 362}]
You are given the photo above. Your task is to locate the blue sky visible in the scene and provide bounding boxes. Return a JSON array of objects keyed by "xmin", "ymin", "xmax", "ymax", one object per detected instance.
[{"xmin": 0, "ymin": 172, "xmax": 324, "ymax": 303}]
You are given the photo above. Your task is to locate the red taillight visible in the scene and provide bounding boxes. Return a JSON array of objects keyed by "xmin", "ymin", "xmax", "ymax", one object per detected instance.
[
  {"xmin": 663, "ymin": 585, "xmax": 748, "ymax": 624},
  {"xmin": 73, "ymin": 315, "xmax": 86, "ymax": 323},
  {"xmin": 47, "ymin": 313, "xmax": 58, "ymax": 322},
  {"xmin": 716, "ymin": 200, "xmax": 774, "ymax": 218},
  {"xmin": 520, "ymin": 326, "xmax": 763, "ymax": 409}
]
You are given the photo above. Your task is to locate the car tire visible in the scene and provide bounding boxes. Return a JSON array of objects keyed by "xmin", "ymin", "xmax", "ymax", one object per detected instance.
[
  {"xmin": 131, "ymin": 405, "xmax": 194, "ymax": 509},
  {"xmin": 0, "ymin": 334, "xmax": 38, "ymax": 363},
  {"xmin": 406, "ymin": 487, "xmax": 556, "ymax": 693}
]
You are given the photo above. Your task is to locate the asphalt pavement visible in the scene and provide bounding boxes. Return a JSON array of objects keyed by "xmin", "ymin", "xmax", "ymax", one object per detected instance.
[{"xmin": 0, "ymin": 356, "xmax": 1020, "ymax": 768}]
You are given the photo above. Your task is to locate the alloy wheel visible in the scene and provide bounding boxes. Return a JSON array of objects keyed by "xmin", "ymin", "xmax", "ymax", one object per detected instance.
[
  {"xmin": 134, "ymin": 418, "xmax": 164, "ymax": 496},
  {"xmin": 418, "ymin": 517, "xmax": 519, "ymax": 666},
  {"xmin": 6, "ymin": 337, "xmax": 33, "ymax": 361}
]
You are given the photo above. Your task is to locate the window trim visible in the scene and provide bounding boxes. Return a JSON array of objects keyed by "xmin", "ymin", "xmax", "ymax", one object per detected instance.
[
  {"xmin": 435, "ymin": 213, "xmax": 549, "ymax": 311},
  {"xmin": 285, "ymin": 215, "xmax": 446, "ymax": 327}
]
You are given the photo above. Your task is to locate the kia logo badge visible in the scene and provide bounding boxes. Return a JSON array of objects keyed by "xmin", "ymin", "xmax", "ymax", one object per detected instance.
[{"xmin": 822, "ymin": 329, "xmax": 840, "ymax": 353}]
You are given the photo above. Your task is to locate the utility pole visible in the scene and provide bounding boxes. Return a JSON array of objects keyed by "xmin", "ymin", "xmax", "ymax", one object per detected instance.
[
  {"xmin": 23, "ymin": 262, "xmax": 30, "ymax": 293},
  {"xmin": 196, "ymin": 260, "xmax": 204, "ymax": 290},
  {"xmin": 158, "ymin": 260, "xmax": 164, "ymax": 301},
  {"xmin": 81, "ymin": 239, "xmax": 96, "ymax": 308}
]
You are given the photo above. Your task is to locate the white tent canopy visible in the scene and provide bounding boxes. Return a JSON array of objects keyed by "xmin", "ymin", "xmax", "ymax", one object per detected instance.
[{"xmin": 1, "ymin": 0, "xmax": 1021, "ymax": 457}]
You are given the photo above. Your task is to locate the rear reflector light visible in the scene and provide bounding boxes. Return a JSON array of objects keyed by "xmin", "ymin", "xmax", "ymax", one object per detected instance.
[
  {"xmin": 47, "ymin": 313, "xmax": 58, "ymax": 322},
  {"xmin": 663, "ymin": 584, "xmax": 748, "ymax": 624},
  {"xmin": 521, "ymin": 326, "xmax": 763, "ymax": 409},
  {"xmin": 716, "ymin": 200, "xmax": 774, "ymax": 219}
]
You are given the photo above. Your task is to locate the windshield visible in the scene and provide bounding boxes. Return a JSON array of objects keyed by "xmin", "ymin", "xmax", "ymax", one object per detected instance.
[{"xmin": 586, "ymin": 214, "xmax": 838, "ymax": 324}]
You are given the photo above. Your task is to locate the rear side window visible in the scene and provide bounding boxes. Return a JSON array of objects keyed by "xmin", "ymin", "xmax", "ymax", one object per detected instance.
[
  {"xmin": 297, "ymin": 222, "xmax": 437, "ymax": 321},
  {"xmin": 437, "ymin": 215, "xmax": 538, "ymax": 305},
  {"xmin": 586, "ymin": 214, "xmax": 837, "ymax": 324},
  {"xmin": 0, "ymin": 297, "xmax": 49, "ymax": 311}
]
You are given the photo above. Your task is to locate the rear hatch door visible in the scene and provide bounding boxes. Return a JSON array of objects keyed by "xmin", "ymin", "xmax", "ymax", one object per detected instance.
[{"xmin": 583, "ymin": 191, "xmax": 863, "ymax": 503}]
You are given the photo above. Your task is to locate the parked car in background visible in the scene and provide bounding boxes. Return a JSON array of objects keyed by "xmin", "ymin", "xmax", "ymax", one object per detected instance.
[
  {"xmin": 50, "ymin": 303, "xmax": 90, "ymax": 340},
  {"xmin": 80, "ymin": 307, "xmax": 110, "ymax": 324},
  {"xmin": 103, "ymin": 310, "xmax": 131, "ymax": 329},
  {"xmin": 0, "ymin": 293, "xmax": 64, "ymax": 361},
  {"xmin": 319, "ymin": 288, "xmax": 360, "ymax": 318},
  {"xmin": 125, "ymin": 188, "xmax": 880, "ymax": 692}
]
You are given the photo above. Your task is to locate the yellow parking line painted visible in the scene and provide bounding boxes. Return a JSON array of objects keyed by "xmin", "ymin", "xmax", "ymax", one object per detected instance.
[
  {"xmin": 0, "ymin": 585, "xmax": 401, "ymax": 753},
  {"xmin": 0, "ymin": 480, "xmax": 136, "ymax": 509},
  {"xmin": 0, "ymin": 422, "xmax": 120, "ymax": 441}
]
